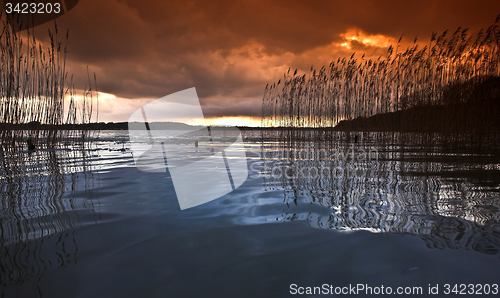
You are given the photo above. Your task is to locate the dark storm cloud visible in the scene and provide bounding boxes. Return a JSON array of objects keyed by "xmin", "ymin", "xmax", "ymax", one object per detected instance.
[{"xmin": 31, "ymin": 0, "xmax": 500, "ymax": 120}]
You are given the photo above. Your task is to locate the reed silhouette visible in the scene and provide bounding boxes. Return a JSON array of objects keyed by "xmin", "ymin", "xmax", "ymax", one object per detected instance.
[
  {"xmin": 261, "ymin": 15, "xmax": 500, "ymax": 133},
  {"xmin": 0, "ymin": 13, "xmax": 101, "ymax": 297},
  {"xmin": 0, "ymin": 12, "xmax": 98, "ymax": 151}
]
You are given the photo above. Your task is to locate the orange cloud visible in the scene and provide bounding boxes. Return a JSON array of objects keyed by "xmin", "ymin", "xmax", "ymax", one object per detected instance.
[{"xmin": 340, "ymin": 28, "xmax": 396, "ymax": 49}]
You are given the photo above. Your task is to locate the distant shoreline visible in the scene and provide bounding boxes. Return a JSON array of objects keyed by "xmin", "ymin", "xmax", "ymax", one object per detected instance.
[
  {"xmin": 0, "ymin": 121, "xmax": 265, "ymax": 131},
  {"xmin": 1, "ymin": 121, "xmax": 500, "ymax": 133}
]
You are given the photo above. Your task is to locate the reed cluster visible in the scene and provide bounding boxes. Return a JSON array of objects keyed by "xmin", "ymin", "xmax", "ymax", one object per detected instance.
[
  {"xmin": 0, "ymin": 12, "xmax": 97, "ymax": 149},
  {"xmin": 262, "ymin": 15, "xmax": 500, "ymax": 129}
]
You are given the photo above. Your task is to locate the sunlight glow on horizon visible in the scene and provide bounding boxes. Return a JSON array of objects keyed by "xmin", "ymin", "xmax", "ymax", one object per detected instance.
[
  {"xmin": 83, "ymin": 91, "xmax": 262, "ymax": 127},
  {"xmin": 188, "ymin": 116, "xmax": 261, "ymax": 127}
]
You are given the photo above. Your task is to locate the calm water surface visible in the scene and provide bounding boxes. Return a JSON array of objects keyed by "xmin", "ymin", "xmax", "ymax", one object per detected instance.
[{"xmin": 1, "ymin": 130, "xmax": 500, "ymax": 297}]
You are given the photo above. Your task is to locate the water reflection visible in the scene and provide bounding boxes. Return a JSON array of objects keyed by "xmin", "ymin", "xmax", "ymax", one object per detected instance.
[
  {"xmin": 0, "ymin": 131, "xmax": 100, "ymax": 296},
  {"xmin": 260, "ymin": 130, "xmax": 500, "ymax": 255}
]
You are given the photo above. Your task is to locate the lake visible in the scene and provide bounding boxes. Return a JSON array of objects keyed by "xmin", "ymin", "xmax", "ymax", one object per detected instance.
[{"xmin": 1, "ymin": 130, "xmax": 500, "ymax": 297}]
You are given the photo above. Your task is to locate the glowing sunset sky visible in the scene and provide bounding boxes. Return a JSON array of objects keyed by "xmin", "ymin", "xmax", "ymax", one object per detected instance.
[{"xmin": 28, "ymin": 0, "xmax": 500, "ymax": 126}]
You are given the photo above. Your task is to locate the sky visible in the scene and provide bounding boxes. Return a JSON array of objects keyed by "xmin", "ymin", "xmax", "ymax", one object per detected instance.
[{"xmin": 26, "ymin": 0, "xmax": 500, "ymax": 126}]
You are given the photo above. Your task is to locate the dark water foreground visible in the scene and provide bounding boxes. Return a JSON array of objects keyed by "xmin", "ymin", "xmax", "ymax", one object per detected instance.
[{"xmin": 1, "ymin": 130, "xmax": 500, "ymax": 297}]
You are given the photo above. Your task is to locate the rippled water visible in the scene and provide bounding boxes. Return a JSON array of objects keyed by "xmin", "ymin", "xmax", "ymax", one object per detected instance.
[{"xmin": 1, "ymin": 130, "xmax": 500, "ymax": 297}]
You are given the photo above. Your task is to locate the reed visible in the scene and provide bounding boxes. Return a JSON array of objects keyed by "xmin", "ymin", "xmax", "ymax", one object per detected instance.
[
  {"xmin": 0, "ymin": 12, "xmax": 98, "ymax": 150},
  {"xmin": 0, "ymin": 14, "xmax": 102, "ymax": 296},
  {"xmin": 261, "ymin": 15, "xmax": 500, "ymax": 132}
]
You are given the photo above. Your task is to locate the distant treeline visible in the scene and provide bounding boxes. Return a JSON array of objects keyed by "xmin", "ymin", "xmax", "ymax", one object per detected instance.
[
  {"xmin": 0, "ymin": 121, "xmax": 126, "ymax": 130},
  {"xmin": 0, "ymin": 121, "xmax": 204, "ymax": 130},
  {"xmin": 0, "ymin": 121, "xmax": 264, "ymax": 130}
]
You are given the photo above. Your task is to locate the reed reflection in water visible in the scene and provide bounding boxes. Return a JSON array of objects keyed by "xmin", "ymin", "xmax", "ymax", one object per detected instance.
[
  {"xmin": 260, "ymin": 130, "xmax": 500, "ymax": 255},
  {"xmin": 0, "ymin": 131, "xmax": 100, "ymax": 296}
]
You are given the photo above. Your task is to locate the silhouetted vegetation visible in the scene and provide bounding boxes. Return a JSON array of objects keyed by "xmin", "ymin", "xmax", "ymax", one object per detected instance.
[
  {"xmin": 0, "ymin": 12, "xmax": 97, "ymax": 150},
  {"xmin": 335, "ymin": 76, "xmax": 500, "ymax": 133},
  {"xmin": 262, "ymin": 15, "xmax": 500, "ymax": 133}
]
